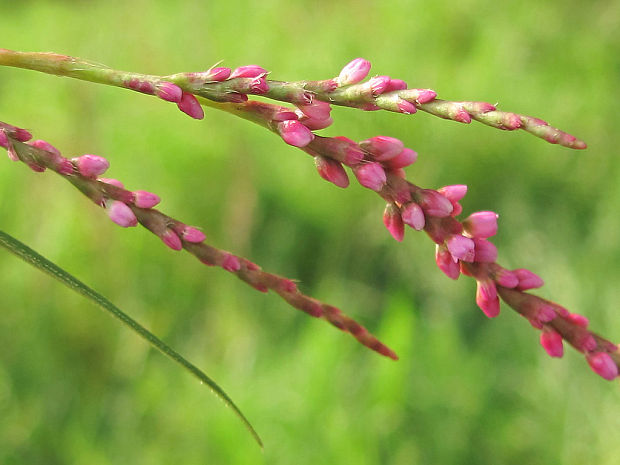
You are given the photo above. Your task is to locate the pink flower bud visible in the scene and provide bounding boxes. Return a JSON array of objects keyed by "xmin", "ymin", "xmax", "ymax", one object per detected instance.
[
  {"xmin": 160, "ymin": 229, "xmax": 182, "ymax": 250},
  {"xmin": 540, "ymin": 329, "xmax": 564, "ymax": 358},
  {"xmin": 14, "ymin": 128, "xmax": 33, "ymax": 142},
  {"xmin": 576, "ymin": 333, "xmax": 597, "ymax": 352},
  {"xmin": 56, "ymin": 158, "xmax": 74, "ymax": 176},
  {"xmin": 353, "ymin": 162, "xmax": 387, "ymax": 191},
  {"xmin": 493, "ymin": 268, "xmax": 519, "ymax": 288},
  {"xmin": 29, "ymin": 139, "xmax": 61, "ymax": 156},
  {"xmin": 107, "ymin": 201, "xmax": 138, "ymax": 227},
  {"xmin": 418, "ymin": 190, "xmax": 454, "ymax": 217},
  {"xmin": 181, "ymin": 226, "xmax": 206, "ymax": 243},
  {"xmin": 397, "ymin": 100, "xmax": 417, "ymax": 114},
  {"xmin": 297, "ymin": 101, "xmax": 332, "ymax": 120},
  {"xmin": 586, "ymin": 352, "xmax": 618, "ymax": 380},
  {"xmin": 5, "ymin": 140, "xmax": 19, "ymax": 161},
  {"xmin": 99, "ymin": 178, "xmax": 125, "ymax": 188},
  {"xmin": 230, "ymin": 65, "xmax": 267, "ymax": 79},
  {"xmin": 473, "ymin": 238, "xmax": 498, "ymax": 263},
  {"xmin": 446, "ymin": 234, "xmax": 475, "ymax": 262},
  {"xmin": 463, "ymin": 211, "xmax": 499, "ymax": 238},
  {"xmin": 337, "ymin": 58, "xmax": 371, "ymax": 86},
  {"xmin": 536, "ymin": 304, "xmax": 557, "ymax": 323},
  {"xmin": 299, "ymin": 116, "xmax": 333, "ymax": 130},
  {"xmin": 133, "ymin": 190, "xmax": 161, "ymax": 209},
  {"xmin": 249, "ymin": 77, "xmax": 270, "ymax": 94},
  {"xmin": 512, "ymin": 268, "xmax": 544, "ymax": 291},
  {"xmin": 27, "ymin": 162, "xmax": 46, "ymax": 172},
  {"xmin": 383, "ymin": 203, "xmax": 405, "ymax": 242},
  {"xmin": 224, "ymin": 93, "xmax": 249, "ymax": 103},
  {"xmin": 385, "ymin": 79, "xmax": 408, "ymax": 92},
  {"xmin": 277, "ymin": 120, "xmax": 314, "ymax": 147},
  {"xmin": 74, "ymin": 154, "xmax": 110, "ymax": 178},
  {"xmin": 453, "ymin": 108, "xmax": 472, "ymax": 123},
  {"xmin": 314, "ymin": 155, "xmax": 349, "ymax": 188},
  {"xmin": 205, "ymin": 67, "xmax": 231, "ymax": 81},
  {"xmin": 368, "ymin": 75, "xmax": 391, "ymax": 96},
  {"xmin": 384, "ymin": 148, "xmax": 418, "ymax": 169},
  {"xmin": 436, "ymin": 245, "xmax": 460, "ymax": 280},
  {"xmin": 476, "ymin": 279, "xmax": 500, "ymax": 318},
  {"xmin": 222, "ymin": 253, "xmax": 241, "ymax": 272},
  {"xmin": 156, "ymin": 82, "xmax": 183, "ymax": 103},
  {"xmin": 438, "ymin": 184, "xmax": 468, "ymax": 203},
  {"xmin": 401, "ymin": 202, "xmax": 425, "ymax": 230},
  {"xmin": 177, "ymin": 92, "xmax": 204, "ymax": 119},
  {"xmin": 359, "ymin": 136, "xmax": 404, "ymax": 161},
  {"xmin": 414, "ymin": 89, "xmax": 437, "ymax": 103},
  {"xmin": 271, "ymin": 111, "xmax": 298, "ymax": 122},
  {"xmin": 567, "ymin": 313, "xmax": 589, "ymax": 328}
]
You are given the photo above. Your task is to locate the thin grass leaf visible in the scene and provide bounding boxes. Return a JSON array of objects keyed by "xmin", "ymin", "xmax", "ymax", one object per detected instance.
[{"xmin": 0, "ymin": 229, "xmax": 262, "ymax": 448}]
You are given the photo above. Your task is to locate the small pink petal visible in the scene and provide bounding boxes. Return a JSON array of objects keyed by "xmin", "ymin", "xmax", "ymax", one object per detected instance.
[
  {"xmin": 230, "ymin": 65, "xmax": 268, "ymax": 79},
  {"xmin": 587, "ymin": 352, "xmax": 618, "ymax": 380},
  {"xmin": 418, "ymin": 190, "xmax": 454, "ymax": 217},
  {"xmin": 337, "ymin": 58, "xmax": 371, "ymax": 86},
  {"xmin": 494, "ymin": 268, "xmax": 519, "ymax": 288},
  {"xmin": 278, "ymin": 120, "xmax": 314, "ymax": 147},
  {"xmin": 463, "ymin": 211, "xmax": 499, "ymax": 238},
  {"xmin": 473, "ymin": 238, "xmax": 498, "ymax": 263},
  {"xmin": 75, "ymin": 154, "xmax": 110, "ymax": 178},
  {"xmin": 297, "ymin": 101, "xmax": 331, "ymax": 120},
  {"xmin": 29, "ymin": 139, "xmax": 61, "ymax": 156},
  {"xmin": 385, "ymin": 79, "xmax": 408, "ymax": 92},
  {"xmin": 177, "ymin": 92, "xmax": 204, "ymax": 119},
  {"xmin": 540, "ymin": 329, "xmax": 564, "ymax": 358},
  {"xmin": 436, "ymin": 245, "xmax": 460, "ymax": 280},
  {"xmin": 99, "ymin": 178, "xmax": 124, "ymax": 188},
  {"xmin": 476, "ymin": 280, "xmax": 500, "ymax": 317},
  {"xmin": 401, "ymin": 202, "xmax": 425, "ymax": 230},
  {"xmin": 222, "ymin": 253, "xmax": 241, "ymax": 272},
  {"xmin": 438, "ymin": 185, "xmax": 468, "ymax": 202},
  {"xmin": 156, "ymin": 82, "xmax": 183, "ymax": 103},
  {"xmin": 133, "ymin": 190, "xmax": 161, "ymax": 209},
  {"xmin": 182, "ymin": 226, "xmax": 206, "ymax": 243},
  {"xmin": 384, "ymin": 148, "xmax": 418, "ymax": 169},
  {"xmin": 397, "ymin": 100, "xmax": 417, "ymax": 114},
  {"xmin": 383, "ymin": 203, "xmax": 405, "ymax": 242},
  {"xmin": 299, "ymin": 116, "xmax": 333, "ymax": 130},
  {"xmin": 315, "ymin": 156, "xmax": 349, "ymax": 188},
  {"xmin": 368, "ymin": 75, "xmax": 391, "ymax": 96},
  {"xmin": 359, "ymin": 136, "xmax": 404, "ymax": 161},
  {"xmin": 567, "ymin": 313, "xmax": 589, "ymax": 328},
  {"xmin": 0, "ymin": 131, "xmax": 8, "ymax": 148},
  {"xmin": 353, "ymin": 162, "xmax": 387, "ymax": 191},
  {"xmin": 536, "ymin": 304, "xmax": 557, "ymax": 323},
  {"xmin": 161, "ymin": 229, "xmax": 182, "ymax": 251},
  {"xmin": 513, "ymin": 268, "xmax": 544, "ymax": 291},
  {"xmin": 204, "ymin": 67, "xmax": 231, "ymax": 81},
  {"xmin": 107, "ymin": 201, "xmax": 138, "ymax": 228},
  {"xmin": 446, "ymin": 234, "xmax": 475, "ymax": 262}
]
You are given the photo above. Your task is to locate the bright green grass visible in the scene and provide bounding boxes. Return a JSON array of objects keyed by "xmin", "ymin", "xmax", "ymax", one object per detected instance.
[{"xmin": 1, "ymin": 0, "xmax": 619, "ymax": 463}]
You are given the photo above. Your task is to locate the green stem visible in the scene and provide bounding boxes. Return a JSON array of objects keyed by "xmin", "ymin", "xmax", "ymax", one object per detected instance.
[{"xmin": 0, "ymin": 229, "xmax": 262, "ymax": 448}]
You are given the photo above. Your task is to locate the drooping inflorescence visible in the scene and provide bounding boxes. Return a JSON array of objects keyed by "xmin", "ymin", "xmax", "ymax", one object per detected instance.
[
  {"xmin": 1, "ymin": 50, "xmax": 616, "ymax": 381},
  {"xmin": 0, "ymin": 122, "xmax": 397, "ymax": 361}
]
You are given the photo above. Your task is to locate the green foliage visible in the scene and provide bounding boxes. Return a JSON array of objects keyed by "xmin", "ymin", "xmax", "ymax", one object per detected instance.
[{"xmin": 1, "ymin": 0, "xmax": 619, "ymax": 463}]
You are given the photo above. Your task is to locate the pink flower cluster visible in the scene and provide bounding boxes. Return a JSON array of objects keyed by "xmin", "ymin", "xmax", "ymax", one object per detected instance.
[{"xmin": 200, "ymin": 58, "xmax": 616, "ymax": 380}]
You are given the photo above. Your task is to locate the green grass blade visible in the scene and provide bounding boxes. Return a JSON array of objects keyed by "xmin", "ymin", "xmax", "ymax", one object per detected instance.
[{"xmin": 0, "ymin": 230, "xmax": 263, "ymax": 448}]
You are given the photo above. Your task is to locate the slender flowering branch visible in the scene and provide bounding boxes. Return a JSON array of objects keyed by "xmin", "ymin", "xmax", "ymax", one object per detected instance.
[
  {"xmin": 2, "ymin": 51, "xmax": 615, "ymax": 382},
  {"xmin": 0, "ymin": 49, "xmax": 586, "ymax": 148},
  {"xmin": 0, "ymin": 124, "xmax": 397, "ymax": 360}
]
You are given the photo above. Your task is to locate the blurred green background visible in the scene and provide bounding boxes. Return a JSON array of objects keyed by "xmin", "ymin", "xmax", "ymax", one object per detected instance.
[{"xmin": 1, "ymin": 0, "xmax": 619, "ymax": 463}]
